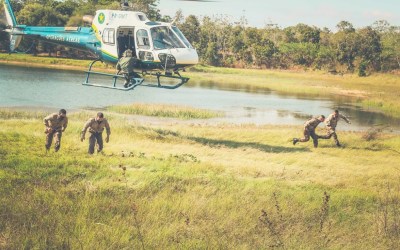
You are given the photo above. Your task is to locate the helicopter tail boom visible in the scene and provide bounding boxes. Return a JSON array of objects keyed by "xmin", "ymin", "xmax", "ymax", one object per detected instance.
[{"xmin": 3, "ymin": 0, "xmax": 18, "ymax": 27}]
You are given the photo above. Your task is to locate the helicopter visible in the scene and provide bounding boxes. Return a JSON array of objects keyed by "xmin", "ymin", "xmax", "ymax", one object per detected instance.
[{"xmin": 2, "ymin": 0, "xmax": 199, "ymax": 90}]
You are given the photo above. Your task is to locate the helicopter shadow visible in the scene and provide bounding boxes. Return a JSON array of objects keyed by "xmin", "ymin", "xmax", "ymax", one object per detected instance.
[
  {"xmin": 187, "ymin": 136, "xmax": 310, "ymax": 153},
  {"xmin": 151, "ymin": 127, "xmax": 310, "ymax": 153}
]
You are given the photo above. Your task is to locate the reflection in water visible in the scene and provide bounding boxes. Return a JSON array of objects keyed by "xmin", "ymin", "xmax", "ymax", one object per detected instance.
[
  {"xmin": 190, "ymin": 80, "xmax": 272, "ymax": 94},
  {"xmin": 277, "ymin": 110, "xmax": 312, "ymax": 120},
  {"xmin": 339, "ymin": 106, "xmax": 399, "ymax": 127},
  {"xmin": 1, "ymin": 64, "xmax": 399, "ymax": 132}
]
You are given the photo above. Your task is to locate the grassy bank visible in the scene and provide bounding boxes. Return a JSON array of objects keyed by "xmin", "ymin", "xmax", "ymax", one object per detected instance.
[
  {"xmin": 1, "ymin": 53, "xmax": 400, "ymax": 118},
  {"xmin": 1, "ymin": 109, "xmax": 400, "ymax": 248},
  {"xmin": 0, "ymin": 53, "xmax": 111, "ymax": 71},
  {"xmin": 186, "ymin": 65, "xmax": 400, "ymax": 118},
  {"xmin": 107, "ymin": 103, "xmax": 223, "ymax": 120}
]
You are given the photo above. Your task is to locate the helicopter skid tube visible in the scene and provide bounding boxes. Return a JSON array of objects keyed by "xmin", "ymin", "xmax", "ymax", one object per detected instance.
[
  {"xmin": 83, "ymin": 59, "xmax": 143, "ymax": 91},
  {"xmin": 141, "ymin": 72, "xmax": 190, "ymax": 89},
  {"xmin": 83, "ymin": 70, "xmax": 144, "ymax": 91},
  {"xmin": 83, "ymin": 60, "xmax": 190, "ymax": 90}
]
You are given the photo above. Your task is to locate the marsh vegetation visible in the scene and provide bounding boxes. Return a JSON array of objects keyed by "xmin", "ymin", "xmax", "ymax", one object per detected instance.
[
  {"xmin": 1, "ymin": 108, "xmax": 400, "ymax": 248},
  {"xmin": 107, "ymin": 103, "xmax": 223, "ymax": 120}
]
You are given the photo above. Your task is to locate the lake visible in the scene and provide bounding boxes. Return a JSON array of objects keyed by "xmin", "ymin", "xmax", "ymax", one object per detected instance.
[{"xmin": 1, "ymin": 64, "xmax": 399, "ymax": 132}]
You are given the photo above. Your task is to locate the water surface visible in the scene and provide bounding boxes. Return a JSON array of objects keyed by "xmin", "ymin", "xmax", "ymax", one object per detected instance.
[{"xmin": 1, "ymin": 64, "xmax": 399, "ymax": 132}]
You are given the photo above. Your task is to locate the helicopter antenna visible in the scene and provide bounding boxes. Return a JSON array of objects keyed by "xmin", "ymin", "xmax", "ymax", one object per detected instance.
[{"xmin": 170, "ymin": 17, "xmax": 178, "ymax": 26}]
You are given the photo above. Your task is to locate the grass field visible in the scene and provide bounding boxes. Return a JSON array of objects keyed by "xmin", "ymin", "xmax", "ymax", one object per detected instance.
[
  {"xmin": 1, "ymin": 108, "xmax": 400, "ymax": 249},
  {"xmin": 1, "ymin": 53, "xmax": 400, "ymax": 118},
  {"xmin": 107, "ymin": 103, "xmax": 223, "ymax": 120}
]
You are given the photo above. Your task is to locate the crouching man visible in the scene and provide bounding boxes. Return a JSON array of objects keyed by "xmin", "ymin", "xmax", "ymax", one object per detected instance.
[
  {"xmin": 116, "ymin": 49, "xmax": 140, "ymax": 88},
  {"xmin": 81, "ymin": 112, "xmax": 111, "ymax": 154},
  {"xmin": 43, "ymin": 109, "xmax": 68, "ymax": 152}
]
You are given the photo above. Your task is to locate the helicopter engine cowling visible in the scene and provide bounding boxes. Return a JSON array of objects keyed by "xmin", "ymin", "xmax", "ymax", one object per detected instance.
[{"xmin": 83, "ymin": 15, "xmax": 94, "ymax": 25}]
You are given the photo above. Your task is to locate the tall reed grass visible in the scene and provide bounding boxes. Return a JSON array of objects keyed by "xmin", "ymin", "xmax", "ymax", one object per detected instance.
[{"xmin": 108, "ymin": 103, "xmax": 223, "ymax": 119}]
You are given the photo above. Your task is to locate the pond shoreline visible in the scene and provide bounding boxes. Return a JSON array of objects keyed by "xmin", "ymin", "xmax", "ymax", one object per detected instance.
[
  {"xmin": 0, "ymin": 59, "xmax": 112, "ymax": 73},
  {"xmin": 2, "ymin": 54, "xmax": 400, "ymax": 119},
  {"xmin": 2, "ymin": 105, "xmax": 399, "ymax": 134}
]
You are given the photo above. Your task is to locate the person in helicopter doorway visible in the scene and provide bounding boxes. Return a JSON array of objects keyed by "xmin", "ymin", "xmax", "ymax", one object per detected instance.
[{"xmin": 116, "ymin": 49, "xmax": 141, "ymax": 88}]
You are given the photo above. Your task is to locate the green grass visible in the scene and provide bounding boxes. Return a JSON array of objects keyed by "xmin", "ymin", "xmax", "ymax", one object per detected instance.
[
  {"xmin": 1, "ymin": 109, "xmax": 400, "ymax": 248},
  {"xmin": 0, "ymin": 53, "xmax": 112, "ymax": 71},
  {"xmin": 107, "ymin": 103, "xmax": 223, "ymax": 119},
  {"xmin": 0, "ymin": 108, "xmax": 48, "ymax": 119}
]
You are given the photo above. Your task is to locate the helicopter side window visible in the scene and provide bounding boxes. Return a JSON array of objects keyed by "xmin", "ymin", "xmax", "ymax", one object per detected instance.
[
  {"xmin": 138, "ymin": 15, "xmax": 146, "ymax": 21},
  {"xmin": 136, "ymin": 29, "xmax": 150, "ymax": 50},
  {"xmin": 102, "ymin": 28, "xmax": 115, "ymax": 45},
  {"xmin": 151, "ymin": 26, "xmax": 185, "ymax": 50}
]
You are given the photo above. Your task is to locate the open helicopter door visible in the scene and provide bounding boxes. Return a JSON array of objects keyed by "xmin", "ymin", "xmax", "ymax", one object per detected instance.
[
  {"xmin": 116, "ymin": 27, "xmax": 136, "ymax": 58},
  {"xmin": 83, "ymin": 26, "xmax": 144, "ymax": 90}
]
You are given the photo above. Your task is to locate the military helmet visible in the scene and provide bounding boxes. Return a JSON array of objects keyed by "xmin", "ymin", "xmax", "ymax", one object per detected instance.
[{"xmin": 123, "ymin": 49, "xmax": 132, "ymax": 57}]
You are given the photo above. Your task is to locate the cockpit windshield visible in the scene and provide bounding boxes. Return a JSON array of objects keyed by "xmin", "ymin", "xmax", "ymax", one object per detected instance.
[
  {"xmin": 171, "ymin": 26, "xmax": 193, "ymax": 49},
  {"xmin": 151, "ymin": 26, "xmax": 185, "ymax": 50}
]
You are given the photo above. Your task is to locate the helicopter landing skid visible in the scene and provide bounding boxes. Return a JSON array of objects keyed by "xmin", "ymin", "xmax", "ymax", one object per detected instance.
[
  {"xmin": 83, "ymin": 71, "xmax": 144, "ymax": 91},
  {"xmin": 141, "ymin": 72, "xmax": 190, "ymax": 89},
  {"xmin": 83, "ymin": 60, "xmax": 189, "ymax": 90},
  {"xmin": 83, "ymin": 59, "xmax": 143, "ymax": 91}
]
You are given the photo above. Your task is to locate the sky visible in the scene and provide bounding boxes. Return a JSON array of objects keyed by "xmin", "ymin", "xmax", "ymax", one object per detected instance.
[{"xmin": 158, "ymin": 0, "xmax": 400, "ymax": 30}]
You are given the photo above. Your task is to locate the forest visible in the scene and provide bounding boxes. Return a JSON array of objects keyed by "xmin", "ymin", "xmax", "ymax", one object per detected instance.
[{"xmin": 0, "ymin": 0, "xmax": 399, "ymax": 75}]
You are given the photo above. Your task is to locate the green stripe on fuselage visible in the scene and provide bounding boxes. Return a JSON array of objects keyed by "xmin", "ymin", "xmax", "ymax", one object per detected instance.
[
  {"xmin": 20, "ymin": 26, "xmax": 99, "ymax": 54},
  {"xmin": 100, "ymin": 50, "xmax": 118, "ymax": 64}
]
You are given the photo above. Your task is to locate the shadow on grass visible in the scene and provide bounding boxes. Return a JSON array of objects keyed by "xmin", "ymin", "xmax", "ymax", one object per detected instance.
[
  {"xmin": 318, "ymin": 142, "xmax": 391, "ymax": 153},
  {"xmin": 187, "ymin": 136, "xmax": 310, "ymax": 153},
  {"xmin": 149, "ymin": 127, "xmax": 310, "ymax": 153},
  {"xmin": 346, "ymin": 145, "xmax": 387, "ymax": 152},
  {"xmin": 153, "ymin": 128, "xmax": 181, "ymax": 137}
]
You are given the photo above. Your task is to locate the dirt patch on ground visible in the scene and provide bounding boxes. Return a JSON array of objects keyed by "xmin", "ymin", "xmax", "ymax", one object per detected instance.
[
  {"xmin": 336, "ymin": 89, "xmax": 369, "ymax": 98},
  {"xmin": 391, "ymin": 70, "xmax": 400, "ymax": 75}
]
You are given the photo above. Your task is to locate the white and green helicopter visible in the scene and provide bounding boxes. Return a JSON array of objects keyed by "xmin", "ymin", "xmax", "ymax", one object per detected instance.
[{"xmin": 2, "ymin": 0, "xmax": 199, "ymax": 90}]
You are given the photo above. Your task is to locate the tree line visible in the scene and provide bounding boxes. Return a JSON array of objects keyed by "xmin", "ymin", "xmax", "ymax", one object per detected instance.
[{"xmin": 0, "ymin": 0, "xmax": 399, "ymax": 75}]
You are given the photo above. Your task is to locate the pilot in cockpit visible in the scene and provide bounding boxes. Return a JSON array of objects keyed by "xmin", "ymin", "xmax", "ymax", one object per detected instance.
[
  {"xmin": 151, "ymin": 30, "xmax": 172, "ymax": 50},
  {"xmin": 152, "ymin": 30, "xmax": 163, "ymax": 49}
]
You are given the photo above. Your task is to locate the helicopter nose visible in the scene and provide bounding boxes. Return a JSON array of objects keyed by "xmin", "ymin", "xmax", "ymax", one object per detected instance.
[{"xmin": 170, "ymin": 48, "xmax": 199, "ymax": 65}]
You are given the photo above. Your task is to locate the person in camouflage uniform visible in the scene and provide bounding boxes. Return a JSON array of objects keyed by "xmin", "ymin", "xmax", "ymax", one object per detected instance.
[
  {"xmin": 43, "ymin": 109, "xmax": 68, "ymax": 152},
  {"xmin": 81, "ymin": 112, "xmax": 111, "ymax": 154},
  {"xmin": 116, "ymin": 49, "xmax": 140, "ymax": 88},
  {"xmin": 293, "ymin": 115, "xmax": 325, "ymax": 148},
  {"xmin": 318, "ymin": 110, "xmax": 351, "ymax": 147}
]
